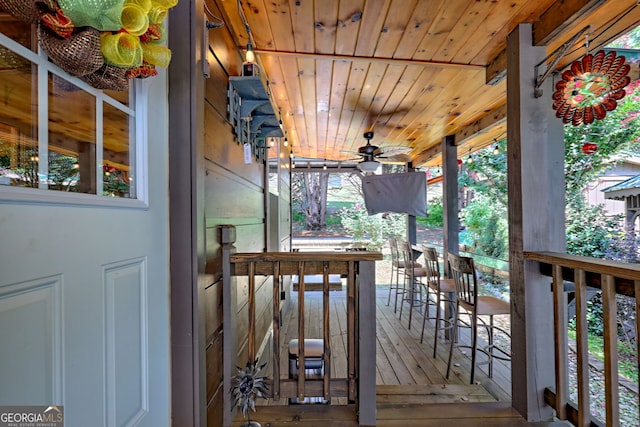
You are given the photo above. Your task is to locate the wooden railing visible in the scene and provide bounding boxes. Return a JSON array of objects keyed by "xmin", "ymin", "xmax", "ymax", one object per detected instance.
[
  {"xmin": 525, "ymin": 251, "xmax": 640, "ymax": 427},
  {"xmin": 220, "ymin": 228, "xmax": 381, "ymax": 426}
]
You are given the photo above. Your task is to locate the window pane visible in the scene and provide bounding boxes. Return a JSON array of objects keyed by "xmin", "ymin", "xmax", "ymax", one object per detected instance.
[
  {"xmin": 104, "ymin": 88, "xmax": 129, "ymax": 107},
  {"xmin": 0, "ymin": 14, "xmax": 36, "ymax": 51},
  {"xmin": 0, "ymin": 53, "xmax": 37, "ymax": 188},
  {"xmin": 48, "ymin": 73, "xmax": 96, "ymax": 193},
  {"xmin": 103, "ymin": 103, "xmax": 132, "ymax": 198}
]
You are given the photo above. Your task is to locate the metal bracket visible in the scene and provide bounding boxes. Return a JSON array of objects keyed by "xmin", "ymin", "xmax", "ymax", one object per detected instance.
[
  {"xmin": 534, "ymin": 25, "xmax": 593, "ymax": 98},
  {"xmin": 228, "ymin": 76, "xmax": 284, "ymax": 162}
]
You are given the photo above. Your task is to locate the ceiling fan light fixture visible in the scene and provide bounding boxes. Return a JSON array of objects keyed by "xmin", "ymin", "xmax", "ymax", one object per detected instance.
[{"xmin": 358, "ymin": 160, "xmax": 380, "ymax": 173}]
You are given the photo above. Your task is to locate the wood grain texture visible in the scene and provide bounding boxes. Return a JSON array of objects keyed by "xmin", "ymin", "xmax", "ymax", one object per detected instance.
[{"xmin": 209, "ymin": 0, "xmax": 633, "ymax": 166}]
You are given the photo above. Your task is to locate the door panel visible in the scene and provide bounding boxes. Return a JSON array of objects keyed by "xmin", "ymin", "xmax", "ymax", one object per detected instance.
[{"xmin": 0, "ymin": 73, "xmax": 170, "ymax": 426}]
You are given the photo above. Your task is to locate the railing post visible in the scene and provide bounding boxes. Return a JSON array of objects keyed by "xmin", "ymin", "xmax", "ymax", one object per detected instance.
[
  {"xmin": 602, "ymin": 274, "xmax": 620, "ymax": 427},
  {"xmin": 220, "ymin": 225, "xmax": 237, "ymax": 427},
  {"xmin": 347, "ymin": 260, "xmax": 356, "ymax": 401},
  {"xmin": 358, "ymin": 260, "xmax": 376, "ymax": 426},
  {"xmin": 552, "ymin": 264, "xmax": 568, "ymax": 420},
  {"xmin": 272, "ymin": 262, "xmax": 281, "ymax": 401},
  {"xmin": 322, "ymin": 261, "xmax": 331, "ymax": 402},
  {"xmin": 297, "ymin": 261, "xmax": 306, "ymax": 401}
]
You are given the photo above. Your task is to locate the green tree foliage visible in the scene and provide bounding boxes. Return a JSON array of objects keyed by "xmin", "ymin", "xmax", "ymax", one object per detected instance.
[
  {"xmin": 459, "ymin": 138, "xmax": 507, "ymax": 206},
  {"xmin": 565, "ymin": 200, "xmax": 624, "ymax": 258},
  {"xmin": 417, "ymin": 196, "xmax": 444, "ymax": 228},
  {"xmin": 338, "ymin": 203, "xmax": 406, "ymax": 251},
  {"xmin": 607, "ymin": 26, "xmax": 640, "ymax": 49},
  {"xmin": 564, "ymin": 80, "xmax": 640, "ymax": 204},
  {"xmin": 458, "ymin": 139, "xmax": 509, "ymax": 259},
  {"xmin": 48, "ymin": 154, "xmax": 80, "ymax": 192},
  {"xmin": 563, "ymin": 81, "xmax": 640, "ymax": 260},
  {"xmin": 460, "ymin": 193, "xmax": 508, "ymax": 259},
  {"xmin": 461, "ymin": 81, "xmax": 640, "ymax": 260}
]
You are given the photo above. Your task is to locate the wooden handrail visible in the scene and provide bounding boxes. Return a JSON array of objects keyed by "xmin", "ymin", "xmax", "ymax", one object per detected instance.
[
  {"xmin": 525, "ymin": 251, "xmax": 640, "ymax": 297},
  {"xmin": 525, "ymin": 251, "xmax": 639, "ymax": 427},
  {"xmin": 222, "ymin": 243, "xmax": 381, "ymax": 426}
]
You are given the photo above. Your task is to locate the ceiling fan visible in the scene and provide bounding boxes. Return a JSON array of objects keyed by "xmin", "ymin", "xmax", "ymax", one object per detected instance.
[{"xmin": 343, "ymin": 131, "xmax": 412, "ymax": 172}]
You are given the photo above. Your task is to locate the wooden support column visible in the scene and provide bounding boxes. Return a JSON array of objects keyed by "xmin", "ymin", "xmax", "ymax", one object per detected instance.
[
  {"xmin": 506, "ymin": 24, "xmax": 565, "ymax": 421},
  {"xmin": 442, "ymin": 134, "xmax": 458, "ymax": 261},
  {"xmin": 221, "ymin": 226, "xmax": 238, "ymax": 426},
  {"xmin": 406, "ymin": 162, "xmax": 417, "ymax": 246},
  {"xmin": 168, "ymin": 0, "xmax": 207, "ymax": 425},
  {"xmin": 357, "ymin": 260, "xmax": 377, "ymax": 426}
]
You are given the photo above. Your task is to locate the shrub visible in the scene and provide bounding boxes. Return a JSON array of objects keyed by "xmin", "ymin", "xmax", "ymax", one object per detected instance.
[
  {"xmin": 338, "ymin": 204, "xmax": 406, "ymax": 251},
  {"xmin": 417, "ymin": 196, "xmax": 444, "ymax": 228},
  {"xmin": 460, "ymin": 194, "xmax": 508, "ymax": 259}
]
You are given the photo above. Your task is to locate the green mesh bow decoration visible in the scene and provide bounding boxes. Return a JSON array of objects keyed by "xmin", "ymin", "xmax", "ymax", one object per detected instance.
[{"xmin": 231, "ymin": 359, "xmax": 269, "ymax": 420}]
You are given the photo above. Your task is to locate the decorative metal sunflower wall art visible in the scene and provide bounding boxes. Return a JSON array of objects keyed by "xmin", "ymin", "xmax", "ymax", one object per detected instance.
[
  {"xmin": 552, "ymin": 50, "xmax": 631, "ymax": 126},
  {"xmin": 231, "ymin": 359, "xmax": 268, "ymax": 427}
]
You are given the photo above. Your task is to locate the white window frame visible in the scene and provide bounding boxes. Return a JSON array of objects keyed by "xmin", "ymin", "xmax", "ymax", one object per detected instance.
[{"xmin": 0, "ymin": 30, "xmax": 149, "ymax": 209}]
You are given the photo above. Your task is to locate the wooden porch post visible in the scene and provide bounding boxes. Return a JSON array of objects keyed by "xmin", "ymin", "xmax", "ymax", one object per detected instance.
[
  {"xmin": 220, "ymin": 225, "xmax": 238, "ymax": 427},
  {"xmin": 506, "ymin": 24, "xmax": 565, "ymax": 421},
  {"xmin": 406, "ymin": 163, "xmax": 417, "ymax": 246},
  {"xmin": 168, "ymin": 0, "xmax": 207, "ymax": 425},
  {"xmin": 357, "ymin": 260, "xmax": 377, "ymax": 426},
  {"xmin": 442, "ymin": 134, "xmax": 458, "ymax": 260}
]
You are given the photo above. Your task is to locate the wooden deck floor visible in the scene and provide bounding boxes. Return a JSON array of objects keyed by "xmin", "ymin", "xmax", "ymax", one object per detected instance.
[
  {"xmin": 240, "ymin": 285, "xmax": 570, "ymax": 426},
  {"xmin": 281, "ymin": 285, "xmax": 512, "ymax": 400}
]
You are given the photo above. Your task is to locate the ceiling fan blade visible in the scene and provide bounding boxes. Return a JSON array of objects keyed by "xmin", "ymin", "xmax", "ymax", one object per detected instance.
[
  {"xmin": 378, "ymin": 153, "xmax": 412, "ymax": 163},
  {"xmin": 377, "ymin": 145, "xmax": 411, "ymax": 155},
  {"xmin": 340, "ymin": 150, "xmax": 365, "ymax": 156}
]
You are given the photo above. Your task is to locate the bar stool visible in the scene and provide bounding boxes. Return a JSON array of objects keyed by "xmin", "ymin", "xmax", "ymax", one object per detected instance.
[
  {"xmin": 386, "ymin": 237, "xmax": 402, "ymax": 309},
  {"xmin": 445, "ymin": 252, "xmax": 511, "ymax": 384},
  {"xmin": 398, "ymin": 239, "xmax": 428, "ymax": 330},
  {"xmin": 389, "ymin": 237, "xmax": 422, "ymax": 313},
  {"xmin": 419, "ymin": 246, "xmax": 457, "ymax": 358}
]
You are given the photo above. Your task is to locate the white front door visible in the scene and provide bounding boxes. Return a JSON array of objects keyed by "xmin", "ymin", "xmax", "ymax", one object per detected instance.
[{"xmin": 0, "ymin": 63, "xmax": 171, "ymax": 426}]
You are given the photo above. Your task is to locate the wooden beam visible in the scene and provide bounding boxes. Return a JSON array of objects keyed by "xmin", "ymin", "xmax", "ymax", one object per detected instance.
[
  {"xmin": 486, "ymin": 0, "xmax": 606, "ymax": 86},
  {"xmin": 455, "ymin": 104, "xmax": 507, "ymax": 146},
  {"xmin": 533, "ymin": 0, "xmax": 606, "ymax": 46},
  {"xmin": 412, "ymin": 144, "xmax": 442, "ymax": 168},
  {"xmin": 413, "ymin": 104, "xmax": 506, "ymax": 166},
  {"xmin": 253, "ymin": 49, "xmax": 485, "ymax": 71},
  {"xmin": 486, "ymin": 50, "xmax": 507, "ymax": 85}
]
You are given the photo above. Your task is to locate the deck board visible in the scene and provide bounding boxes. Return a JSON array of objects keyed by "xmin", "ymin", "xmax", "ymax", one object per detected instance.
[
  {"xmin": 240, "ymin": 286, "xmax": 570, "ymax": 425},
  {"xmin": 273, "ymin": 286, "xmax": 511, "ymax": 399}
]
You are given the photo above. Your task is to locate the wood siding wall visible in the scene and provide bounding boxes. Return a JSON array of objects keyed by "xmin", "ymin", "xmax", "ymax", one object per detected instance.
[{"xmin": 203, "ymin": 3, "xmax": 291, "ymax": 425}]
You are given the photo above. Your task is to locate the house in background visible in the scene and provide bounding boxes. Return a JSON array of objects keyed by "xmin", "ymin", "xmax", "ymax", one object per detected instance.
[
  {"xmin": 587, "ymin": 154, "xmax": 640, "ymax": 221},
  {"xmin": 602, "ymin": 170, "xmax": 640, "ymax": 232}
]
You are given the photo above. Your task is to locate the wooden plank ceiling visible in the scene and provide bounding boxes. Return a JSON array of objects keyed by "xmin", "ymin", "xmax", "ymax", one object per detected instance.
[{"xmin": 210, "ymin": 0, "xmax": 640, "ymax": 167}]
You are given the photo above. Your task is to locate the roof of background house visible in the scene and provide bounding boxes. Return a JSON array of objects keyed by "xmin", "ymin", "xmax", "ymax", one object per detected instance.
[{"xmin": 603, "ymin": 174, "xmax": 640, "ymax": 199}]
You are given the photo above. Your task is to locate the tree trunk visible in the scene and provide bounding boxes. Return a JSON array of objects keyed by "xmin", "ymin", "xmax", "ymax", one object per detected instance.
[{"xmin": 302, "ymin": 172, "xmax": 329, "ymax": 230}]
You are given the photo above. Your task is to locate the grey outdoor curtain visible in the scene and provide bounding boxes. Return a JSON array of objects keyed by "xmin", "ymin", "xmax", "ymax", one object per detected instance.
[{"xmin": 362, "ymin": 172, "xmax": 427, "ymax": 216}]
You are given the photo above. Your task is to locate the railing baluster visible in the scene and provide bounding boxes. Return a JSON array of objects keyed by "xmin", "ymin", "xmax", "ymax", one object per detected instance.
[
  {"xmin": 347, "ymin": 260, "xmax": 356, "ymax": 401},
  {"xmin": 272, "ymin": 261, "xmax": 281, "ymax": 400},
  {"xmin": 601, "ymin": 274, "xmax": 619, "ymax": 427},
  {"xmin": 574, "ymin": 269, "xmax": 590, "ymax": 427},
  {"xmin": 297, "ymin": 261, "xmax": 306, "ymax": 401},
  {"xmin": 552, "ymin": 264, "xmax": 568, "ymax": 420},
  {"xmin": 635, "ymin": 279, "xmax": 640, "ymax": 404},
  {"xmin": 225, "ymin": 248, "xmax": 382, "ymax": 426},
  {"xmin": 322, "ymin": 261, "xmax": 331, "ymax": 401},
  {"xmin": 524, "ymin": 251, "xmax": 640, "ymax": 426},
  {"xmin": 248, "ymin": 261, "xmax": 256, "ymax": 362}
]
